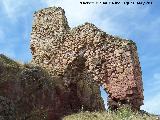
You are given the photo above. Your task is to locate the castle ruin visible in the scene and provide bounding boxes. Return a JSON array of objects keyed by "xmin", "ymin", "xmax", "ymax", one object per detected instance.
[{"xmin": 30, "ymin": 7, "xmax": 144, "ymax": 110}]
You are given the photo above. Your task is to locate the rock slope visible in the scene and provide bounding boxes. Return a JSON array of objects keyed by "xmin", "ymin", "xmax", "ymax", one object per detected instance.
[{"xmin": 0, "ymin": 54, "xmax": 104, "ymax": 120}]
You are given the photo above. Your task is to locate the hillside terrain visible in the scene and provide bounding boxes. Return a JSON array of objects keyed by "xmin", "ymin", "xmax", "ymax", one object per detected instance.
[
  {"xmin": 0, "ymin": 54, "xmax": 159, "ymax": 120},
  {"xmin": 63, "ymin": 110, "xmax": 159, "ymax": 120},
  {"xmin": 0, "ymin": 54, "xmax": 104, "ymax": 120}
]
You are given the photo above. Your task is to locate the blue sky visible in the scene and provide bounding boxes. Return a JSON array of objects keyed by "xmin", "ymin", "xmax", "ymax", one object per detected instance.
[{"xmin": 0, "ymin": 0, "xmax": 160, "ymax": 114}]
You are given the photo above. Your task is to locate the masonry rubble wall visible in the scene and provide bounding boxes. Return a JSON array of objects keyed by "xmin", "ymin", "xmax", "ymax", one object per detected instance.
[{"xmin": 30, "ymin": 7, "xmax": 144, "ymax": 110}]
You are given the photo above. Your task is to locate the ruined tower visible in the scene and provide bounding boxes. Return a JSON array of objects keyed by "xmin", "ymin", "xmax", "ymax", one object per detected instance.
[{"xmin": 30, "ymin": 7, "xmax": 144, "ymax": 110}]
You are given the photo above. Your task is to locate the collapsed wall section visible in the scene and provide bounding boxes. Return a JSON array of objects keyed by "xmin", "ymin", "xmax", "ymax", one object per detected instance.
[{"xmin": 30, "ymin": 7, "xmax": 144, "ymax": 110}]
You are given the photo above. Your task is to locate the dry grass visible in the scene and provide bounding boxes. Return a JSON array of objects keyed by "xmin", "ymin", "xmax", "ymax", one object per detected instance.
[{"xmin": 63, "ymin": 107, "xmax": 159, "ymax": 120}]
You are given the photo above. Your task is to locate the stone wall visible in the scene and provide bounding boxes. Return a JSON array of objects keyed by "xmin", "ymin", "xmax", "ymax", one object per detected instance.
[{"xmin": 30, "ymin": 7, "xmax": 144, "ymax": 110}]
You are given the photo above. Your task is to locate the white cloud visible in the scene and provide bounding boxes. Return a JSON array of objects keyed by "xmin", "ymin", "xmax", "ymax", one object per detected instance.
[
  {"xmin": 0, "ymin": 0, "xmax": 45, "ymax": 61},
  {"xmin": 154, "ymin": 73, "xmax": 160, "ymax": 80},
  {"xmin": 43, "ymin": 0, "xmax": 151, "ymax": 39},
  {"xmin": 0, "ymin": 43, "xmax": 16, "ymax": 59},
  {"xmin": 141, "ymin": 94, "xmax": 160, "ymax": 114},
  {"xmin": 134, "ymin": 16, "xmax": 160, "ymax": 43},
  {"xmin": 0, "ymin": 29, "xmax": 5, "ymax": 44},
  {"xmin": 141, "ymin": 72, "xmax": 160, "ymax": 114},
  {"xmin": 1, "ymin": 0, "xmax": 45, "ymax": 22},
  {"xmin": 44, "ymin": 0, "xmax": 103, "ymax": 27},
  {"xmin": 2, "ymin": 0, "xmax": 24, "ymax": 20},
  {"xmin": 140, "ymin": 54, "xmax": 160, "ymax": 69}
]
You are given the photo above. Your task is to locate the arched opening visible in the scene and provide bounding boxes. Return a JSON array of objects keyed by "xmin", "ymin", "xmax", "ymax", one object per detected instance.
[{"xmin": 100, "ymin": 86, "xmax": 108, "ymax": 110}]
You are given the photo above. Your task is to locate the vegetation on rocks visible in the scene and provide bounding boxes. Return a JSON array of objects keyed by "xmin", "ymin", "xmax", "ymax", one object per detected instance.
[
  {"xmin": 63, "ymin": 106, "xmax": 159, "ymax": 120},
  {"xmin": 0, "ymin": 54, "xmax": 105, "ymax": 120}
]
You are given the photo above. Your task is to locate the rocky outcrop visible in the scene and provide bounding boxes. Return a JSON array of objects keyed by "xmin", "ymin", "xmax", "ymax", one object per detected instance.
[
  {"xmin": 30, "ymin": 7, "xmax": 144, "ymax": 110},
  {"xmin": 0, "ymin": 54, "xmax": 104, "ymax": 120}
]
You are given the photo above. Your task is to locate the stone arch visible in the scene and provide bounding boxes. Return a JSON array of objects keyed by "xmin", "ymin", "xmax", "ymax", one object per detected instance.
[{"xmin": 30, "ymin": 7, "xmax": 144, "ymax": 111}]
